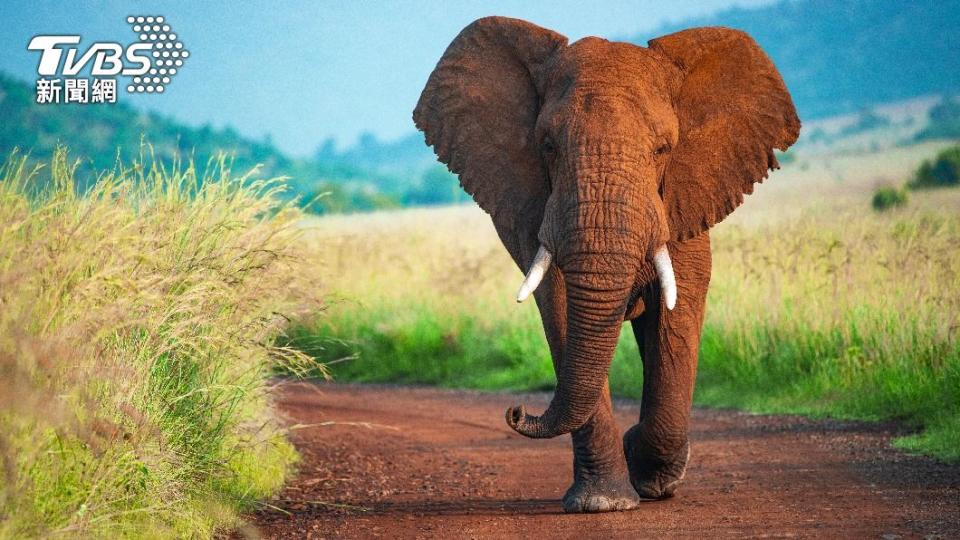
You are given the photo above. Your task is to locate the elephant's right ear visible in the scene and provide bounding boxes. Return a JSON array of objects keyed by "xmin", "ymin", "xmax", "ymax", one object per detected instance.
[{"xmin": 413, "ymin": 17, "xmax": 567, "ymax": 247}]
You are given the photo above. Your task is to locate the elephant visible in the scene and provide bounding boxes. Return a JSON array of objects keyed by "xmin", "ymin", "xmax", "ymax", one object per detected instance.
[{"xmin": 413, "ymin": 17, "xmax": 799, "ymax": 513}]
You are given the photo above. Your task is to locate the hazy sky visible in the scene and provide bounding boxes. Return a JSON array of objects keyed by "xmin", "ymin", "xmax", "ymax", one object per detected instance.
[{"xmin": 0, "ymin": 0, "xmax": 773, "ymax": 156}]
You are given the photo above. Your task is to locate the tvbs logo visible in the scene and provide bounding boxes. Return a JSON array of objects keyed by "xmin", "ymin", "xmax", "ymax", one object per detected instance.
[{"xmin": 28, "ymin": 16, "xmax": 189, "ymax": 104}]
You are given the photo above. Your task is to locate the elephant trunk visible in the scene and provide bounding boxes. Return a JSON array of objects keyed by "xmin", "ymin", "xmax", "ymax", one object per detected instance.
[
  {"xmin": 506, "ymin": 239, "xmax": 635, "ymax": 439},
  {"xmin": 506, "ymin": 160, "xmax": 671, "ymax": 439}
]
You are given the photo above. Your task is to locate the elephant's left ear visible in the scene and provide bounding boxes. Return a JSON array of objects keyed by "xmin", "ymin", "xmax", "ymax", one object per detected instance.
[{"xmin": 649, "ymin": 27, "xmax": 800, "ymax": 241}]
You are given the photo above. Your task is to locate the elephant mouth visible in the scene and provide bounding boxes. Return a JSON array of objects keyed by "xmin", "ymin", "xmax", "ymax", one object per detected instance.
[{"xmin": 516, "ymin": 244, "xmax": 677, "ymax": 310}]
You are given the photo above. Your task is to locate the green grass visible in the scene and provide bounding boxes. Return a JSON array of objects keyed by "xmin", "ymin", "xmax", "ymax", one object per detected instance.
[
  {"xmin": 871, "ymin": 185, "xmax": 909, "ymax": 211},
  {"xmin": 0, "ymin": 149, "xmax": 322, "ymax": 537},
  {"xmin": 289, "ymin": 301, "xmax": 958, "ymax": 462},
  {"xmin": 289, "ymin": 202, "xmax": 960, "ymax": 462},
  {"xmin": 286, "ymin": 301, "xmax": 645, "ymax": 396},
  {"xmin": 696, "ymin": 322, "xmax": 959, "ymax": 459}
]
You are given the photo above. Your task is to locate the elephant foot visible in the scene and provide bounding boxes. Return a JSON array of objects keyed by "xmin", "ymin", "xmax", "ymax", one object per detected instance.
[
  {"xmin": 623, "ymin": 425, "xmax": 691, "ymax": 499},
  {"xmin": 562, "ymin": 471, "xmax": 641, "ymax": 513}
]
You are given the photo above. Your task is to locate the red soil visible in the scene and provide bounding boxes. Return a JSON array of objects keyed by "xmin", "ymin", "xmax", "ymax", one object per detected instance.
[{"xmin": 244, "ymin": 382, "xmax": 960, "ymax": 539}]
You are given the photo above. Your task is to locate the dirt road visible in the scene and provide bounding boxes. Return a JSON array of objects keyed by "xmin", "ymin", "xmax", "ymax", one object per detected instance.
[{"xmin": 245, "ymin": 383, "xmax": 959, "ymax": 538}]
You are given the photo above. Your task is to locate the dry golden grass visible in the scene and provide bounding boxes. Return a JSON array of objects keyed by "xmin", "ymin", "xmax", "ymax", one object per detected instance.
[
  {"xmin": 303, "ymin": 142, "xmax": 960, "ymax": 315},
  {"xmin": 0, "ymin": 149, "xmax": 322, "ymax": 537}
]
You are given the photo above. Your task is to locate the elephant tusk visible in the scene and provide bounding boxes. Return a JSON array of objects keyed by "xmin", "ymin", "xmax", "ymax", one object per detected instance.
[
  {"xmin": 653, "ymin": 245, "xmax": 677, "ymax": 310},
  {"xmin": 516, "ymin": 246, "xmax": 552, "ymax": 303}
]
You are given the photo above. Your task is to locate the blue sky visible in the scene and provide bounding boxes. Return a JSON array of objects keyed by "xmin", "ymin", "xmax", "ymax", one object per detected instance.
[{"xmin": 0, "ymin": 0, "xmax": 773, "ymax": 156}]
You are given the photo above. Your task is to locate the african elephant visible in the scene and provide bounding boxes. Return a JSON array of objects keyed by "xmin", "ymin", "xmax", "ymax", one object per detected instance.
[{"xmin": 413, "ymin": 17, "xmax": 799, "ymax": 513}]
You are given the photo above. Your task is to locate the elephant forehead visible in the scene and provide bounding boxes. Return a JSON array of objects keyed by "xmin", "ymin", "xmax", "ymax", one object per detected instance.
[
  {"xmin": 554, "ymin": 89, "xmax": 678, "ymax": 149},
  {"xmin": 545, "ymin": 40, "xmax": 677, "ymax": 136},
  {"xmin": 557, "ymin": 38, "xmax": 669, "ymax": 85}
]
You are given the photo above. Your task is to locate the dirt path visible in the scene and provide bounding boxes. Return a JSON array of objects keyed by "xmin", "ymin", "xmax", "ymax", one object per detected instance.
[{"xmin": 245, "ymin": 382, "xmax": 960, "ymax": 539}]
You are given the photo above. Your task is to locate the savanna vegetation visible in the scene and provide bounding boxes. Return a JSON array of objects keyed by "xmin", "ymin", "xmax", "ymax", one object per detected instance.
[
  {"xmin": 0, "ymin": 149, "xmax": 322, "ymax": 537},
  {"xmin": 870, "ymin": 186, "xmax": 908, "ymax": 211},
  {"xmin": 909, "ymin": 143, "xmax": 960, "ymax": 189},
  {"xmin": 287, "ymin": 143, "xmax": 960, "ymax": 462},
  {"xmin": 871, "ymin": 142, "xmax": 960, "ymax": 211}
]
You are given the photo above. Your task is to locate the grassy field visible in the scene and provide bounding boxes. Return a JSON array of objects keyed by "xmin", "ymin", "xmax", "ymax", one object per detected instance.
[
  {"xmin": 0, "ymin": 150, "xmax": 321, "ymax": 537},
  {"xmin": 3, "ymin": 139, "xmax": 955, "ymax": 537},
  {"xmin": 289, "ymin": 141, "xmax": 960, "ymax": 461}
]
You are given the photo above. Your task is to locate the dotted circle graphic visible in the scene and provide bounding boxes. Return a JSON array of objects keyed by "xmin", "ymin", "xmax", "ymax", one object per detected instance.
[{"xmin": 126, "ymin": 15, "xmax": 187, "ymax": 94}]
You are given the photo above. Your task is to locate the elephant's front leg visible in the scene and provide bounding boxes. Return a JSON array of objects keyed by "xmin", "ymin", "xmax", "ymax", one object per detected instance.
[
  {"xmin": 623, "ymin": 233, "xmax": 711, "ymax": 499},
  {"xmin": 533, "ymin": 268, "xmax": 640, "ymax": 513}
]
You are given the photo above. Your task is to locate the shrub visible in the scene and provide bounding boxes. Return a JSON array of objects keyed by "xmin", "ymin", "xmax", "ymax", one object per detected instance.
[
  {"xmin": 871, "ymin": 186, "xmax": 909, "ymax": 211},
  {"xmin": 908, "ymin": 144, "xmax": 960, "ymax": 189},
  {"xmin": 0, "ymin": 149, "xmax": 322, "ymax": 537}
]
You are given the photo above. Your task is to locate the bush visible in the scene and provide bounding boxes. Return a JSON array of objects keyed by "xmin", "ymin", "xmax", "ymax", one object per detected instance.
[
  {"xmin": 0, "ymin": 149, "xmax": 322, "ymax": 537},
  {"xmin": 908, "ymin": 144, "xmax": 960, "ymax": 189},
  {"xmin": 871, "ymin": 186, "xmax": 909, "ymax": 211}
]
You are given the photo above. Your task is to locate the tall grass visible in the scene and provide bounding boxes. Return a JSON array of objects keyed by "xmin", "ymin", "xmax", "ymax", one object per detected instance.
[
  {"xmin": 290, "ymin": 181, "xmax": 960, "ymax": 460},
  {"xmin": 0, "ymin": 149, "xmax": 321, "ymax": 537},
  {"xmin": 700, "ymin": 211, "xmax": 959, "ymax": 459}
]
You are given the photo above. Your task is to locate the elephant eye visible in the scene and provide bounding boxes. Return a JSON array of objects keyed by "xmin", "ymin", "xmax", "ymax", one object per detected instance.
[{"xmin": 655, "ymin": 142, "xmax": 671, "ymax": 156}]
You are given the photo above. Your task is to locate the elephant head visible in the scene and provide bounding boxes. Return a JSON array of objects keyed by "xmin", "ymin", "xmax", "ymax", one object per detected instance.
[{"xmin": 413, "ymin": 17, "xmax": 799, "ymax": 439}]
